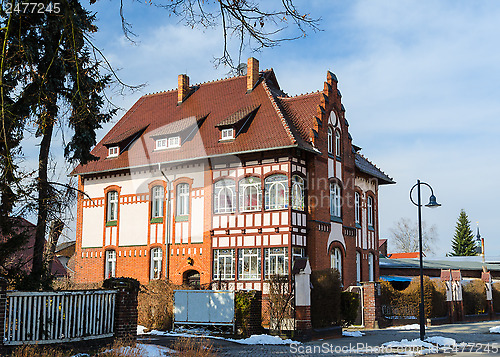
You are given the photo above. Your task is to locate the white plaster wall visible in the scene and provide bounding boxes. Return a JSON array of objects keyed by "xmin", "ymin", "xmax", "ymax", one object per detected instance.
[
  {"xmin": 82, "ymin": 206, "xmax": 103, "ymax": 247},
  {"xmin": 327, "ymin": 222, "xmax": 345, "ymax": 252},
  {"xmin": 191, "ymin": 196, "xmax": 204, "ymax": 243},
  {"xmin": 119, "ymin": 202, "xmax": 148, "ymax": 246},
  {"xmin": 355, "ymin": 177, "xmax": 377, "ymax": 194}
]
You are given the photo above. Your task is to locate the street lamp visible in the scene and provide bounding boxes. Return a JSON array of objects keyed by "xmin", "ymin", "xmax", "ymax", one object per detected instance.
[{"xmin": 409, "ymin": 180, "xmax": 441, "ymax": 341}]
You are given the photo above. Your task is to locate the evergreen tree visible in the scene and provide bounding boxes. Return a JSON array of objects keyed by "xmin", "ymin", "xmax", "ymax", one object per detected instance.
[{"xmin": 450, "ymin": 210, "xmax": 477, "ymax": 256}]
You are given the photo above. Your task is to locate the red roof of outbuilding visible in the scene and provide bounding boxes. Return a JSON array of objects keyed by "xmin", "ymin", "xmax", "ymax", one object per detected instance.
[{"xmin": 388, "ymin": 252, "xmax": 424, "ymax": 259}]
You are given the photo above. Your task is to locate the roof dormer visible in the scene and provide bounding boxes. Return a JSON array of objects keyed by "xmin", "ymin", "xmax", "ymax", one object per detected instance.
[{"xmin": 215, "ymin": 105, "xmax": 260, "ymax": 141}]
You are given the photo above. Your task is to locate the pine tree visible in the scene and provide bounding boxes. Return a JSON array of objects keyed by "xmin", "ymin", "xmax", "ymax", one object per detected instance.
[{"xmin": 450, "ymin": 210, "xmax": 477, "ymax": 256}]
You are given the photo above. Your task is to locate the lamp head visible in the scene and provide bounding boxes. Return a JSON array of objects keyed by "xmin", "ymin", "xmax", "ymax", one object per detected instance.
[{"xmin": 425, "ymin": 194, "xmax": 441, "ymax": 208}]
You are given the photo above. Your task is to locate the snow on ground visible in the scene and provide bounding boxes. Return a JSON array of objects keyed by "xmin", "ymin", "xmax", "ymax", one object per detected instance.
[
  {"xmin": 490, "ymin": 326, "xmax": 500, "ymax": 333},
  {"xmin": 137, "ymin": 325, "xmax": 148, "ymax": 335},
  {"xmin": 74, "ymin": 344, "xmax": 176, "ymax": 357},
  {"xmin": 148, "ymin": 330, "xmax": 299, "ymax": 345},
  {"xmin": 342, "ymin": 330, "xmax": 364, "ymax": 337},
  {"xmin": 424, "ymin": 336, "xmax": 456, "ymax": 347},
  {"xmin": 387, "ymin": 324, "xmax": 422, "ymax": 330},
  {"xmin": 382, "ymin": 339, "xmax": 434, "ymax": 349}
]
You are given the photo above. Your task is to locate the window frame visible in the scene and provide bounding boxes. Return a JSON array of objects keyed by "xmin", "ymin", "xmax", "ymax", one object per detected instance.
[
  {"xmin": 335, "ymin": 130, "xmax": 341, "ymax": 158},
  {"xmin": 239, "ymin": 176, "xmax": 262, "ymax": 212},
  {"xmin": 355, "ymin": 192, "xmax": 361, "ymax": 226},
  {"xmin": 330, "ymin": 182, "xmax": 341, "ymax": 219},
  {"xmin": 168, "ymin": 136, "xmax": 181, "ymax": 148},
  {"xmin": 330, "ymin": 247, "xmax": 342, "ymax": 279},
  {"xmin": 327, "ymin": 127, "xmax": 333, "ymax": 155},
  {"xmin": 356, "ymin": 251, "xmax": 361, "ymax": 283},
  {"xmin": 108, "ymin": 146, "xmax": 119, "ymax": 158},
  {"xmin": 213, "ymin": 249, "xmax": 236, "ymax": 280},
  {"xmin": 176, "ymin": 183, "xmax": 190, "ymax": 217},
  {"xmin": 368, "ymin": 252, "xmax": 374, "ymax": 282},
  {"xmin": 106, "ymin": 190, "xmax": 118, "ymax": 223},
  {"xmin": 221, "ymin": 128, "xmax": 234, "ymax": 140},
  {"xmin": 150, "ymin": 247, "xmax": 163, "ymax": 280},
  {"xmin": 264, "ymin": 174, "xmax": 289, "ymax": 211},
  {"xmin": 238, "ymin": 248, "xmax": 261, "ymax": 280},
  {"xmin": 151, "ymin": 185, "xmax": 165, "ymax": 219},
  {"xmin": 291, "ymin": 175, "xmax": 305, "ymax": 211},
  {"xmin": 264, "ymin": 247, "xmax": 288, "ymax": 278},
  {"xmin": 213, "ymin": 179, "xmax": 236, "ymax": 214},
  {"xmin": 367, "ymin": 195, "xmax": 374, "ymax": 228},
  {"xmin": 105, "ymin": 250, "xmax": 116, "ymax": 278}
]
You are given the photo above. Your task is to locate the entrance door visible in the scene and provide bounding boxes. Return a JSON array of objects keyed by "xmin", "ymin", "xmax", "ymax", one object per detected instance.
[{"xmin": 183, "ymin": 270, "xmax": 200, "ymax": 288}]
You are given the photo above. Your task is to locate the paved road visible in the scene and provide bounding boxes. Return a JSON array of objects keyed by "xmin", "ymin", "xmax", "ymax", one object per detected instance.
[{"xmin": 138, "ymin": 320, "xmax": 500, "ymax": 356}]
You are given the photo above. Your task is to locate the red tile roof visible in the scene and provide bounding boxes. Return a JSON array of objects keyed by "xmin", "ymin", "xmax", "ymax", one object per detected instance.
[
  {"xmin": 73, "ymin": 71, "xmax": 318, "ymax": 175},
  {"xmin": 388, "ymin": 252, "xmax": 425, "ymax": 259}
]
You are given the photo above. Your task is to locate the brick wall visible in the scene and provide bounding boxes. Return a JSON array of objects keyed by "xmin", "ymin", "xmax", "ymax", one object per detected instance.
[{"xmin": 362, "ymin": 281, "xmax": 380, "ymax": 329}]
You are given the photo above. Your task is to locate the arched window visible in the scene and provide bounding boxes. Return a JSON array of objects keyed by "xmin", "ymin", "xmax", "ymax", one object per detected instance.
[
  {"xmin": 330, "ymin": 182, "xmax": 341, "ymax": 218},
  {"xmin": 356, "ymin": 251, "xmax": 361, "ymax": 283},
  {"xmin": 105, "ymin": 250, "xmax": 116, "ymax": 278},
  {"xmin": 107, "ymin": 191, "xmax": 118, "ymax": 222},
  {"xmin": 327, "ymin": 127, "xmax": 333, "ymax": 154},
  {"xmin": 335, "ymin": 130, "xmax": 341, "ymax": 157},
  {"xmin": 331, "ymin": 247, "xmax": 342, "ymax": 279},
  {"xmin": 355, "ymin": 192, "xmax": 361, "ymax": 225},
  {"xmin": 239, "ymin": 177, "xmax": 261, "ymax": 212},
  {"xmin": 367, "ymin": 196, "xmax": 374, "ymax": 227},
  {"xmin": 150, "ymin": 247, "xmax": 163, "ymax": 280},
  {"xmin": 368, "ymin": 253, "xmax": 374, "ymax": 282},
  {"xmin": 214, "ymin": 179, "xmax": 236, "ymax": 214},
  {"xmin": 291, "ymin": 175, "xmax": 305, "ymax": 211},
  {"xmin": 151, "ymin": 186, "xmax": 164, "ymax": 219},
  {"xmin": 265, "ymin": 174, "xmax": 288, "ymax": 210},
  {"xmin": 176, "ymin": 183, "xmax": 190, "ymax": 216}
]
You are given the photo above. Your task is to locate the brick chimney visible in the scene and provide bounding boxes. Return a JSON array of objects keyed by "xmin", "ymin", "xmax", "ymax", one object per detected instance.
[
  {"xmin": 247, "ymin": 57, "xmax": 259, "ymax": 92},
  {"xmin": 178, "ymin": 74, "xmax": 189, "ymax": 104}
]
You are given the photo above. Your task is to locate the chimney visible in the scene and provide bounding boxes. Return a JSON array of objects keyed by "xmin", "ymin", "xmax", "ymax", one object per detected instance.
[
  {"xmin": 247, "ymin": 57, "xmax": 259, "ymax": 92},
  {"xmin": 178, "ymin": 74, "xmax": 189, "ymax": 104}
]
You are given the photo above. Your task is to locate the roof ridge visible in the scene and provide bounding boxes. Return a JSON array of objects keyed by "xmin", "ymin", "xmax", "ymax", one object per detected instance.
[
  {"xmin": 262, "ymin": 79, "xmax": 297, "ymax": 145},
  {"xmin": 279, "ymin": 90, "xmax": 321, "ymax": 100},
  {"xmin": 356, "ymin": 152, "xmax": 394, "ymax": 182}
]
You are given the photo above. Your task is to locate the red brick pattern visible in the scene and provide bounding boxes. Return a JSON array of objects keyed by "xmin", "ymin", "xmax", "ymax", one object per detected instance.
[{"xmin": 295, "ymin": 305, "xmax": 312, "ymax": 331}]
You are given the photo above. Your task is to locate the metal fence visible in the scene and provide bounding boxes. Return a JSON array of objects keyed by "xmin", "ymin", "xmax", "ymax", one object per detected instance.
[{"xmin": 4, "ymin": 290, "xmax": 117, "ymax": 345}]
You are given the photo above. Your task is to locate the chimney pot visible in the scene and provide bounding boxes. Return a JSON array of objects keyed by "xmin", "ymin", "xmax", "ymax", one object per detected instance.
[
  {"xmin": 247, "ymin": 57, "xmax": 259, "ymax": 92},
  {"xmin": 178, "ymin": 74, "xmax": 189, "ymax": 103}
]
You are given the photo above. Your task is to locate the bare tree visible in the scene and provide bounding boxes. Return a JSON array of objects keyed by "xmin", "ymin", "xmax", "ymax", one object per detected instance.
[{"xmin": 389, "ymin": 217, "xmax": 437, "ymax": 254}]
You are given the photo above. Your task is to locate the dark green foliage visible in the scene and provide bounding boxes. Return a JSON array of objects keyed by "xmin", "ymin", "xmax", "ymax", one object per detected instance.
[
  {"xmin": 462, "ymin": 279, "xmax": 487, "ymax": 315},
  {"xmin": 450, "ymin": 210, "xmax": 477, "ymax": 256},
  {"xmin": 235, "ymin": 290, "xmax": 253, "ymax": 336},
  {"xmin": 310, "ymin": 269, "xmax": 341, "ymax": 328},
  {"xmin": 493, "ymin": 283, "xmax": 500, "ymax": 313},
  {"xmin": 340, "ymin": 291, "xmax": 359, "ymax": 326}
]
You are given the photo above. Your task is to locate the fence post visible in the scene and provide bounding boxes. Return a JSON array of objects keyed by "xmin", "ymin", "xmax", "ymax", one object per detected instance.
[
  {"xmin": 361, "ymin": 281, "xmax": 380, "ymax": 329},
  {"xmin": 103, "ymin": 277, "xmax": 140, "ymax": 341},
  {"xmin": 0, "ymin": 278, "xmax": 7, "ymax": 352},
  {"xmin": 482, "ymin": 272, "xmax": 494, "ymax": 319}
]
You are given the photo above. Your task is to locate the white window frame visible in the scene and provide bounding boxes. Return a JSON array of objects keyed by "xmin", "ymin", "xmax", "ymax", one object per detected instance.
[
  {"xmin": 265, "ymin": 247, "xmax": 288, "ymax": 278},
  {"xmin": 108, "ymin": 146, "xmax": 119, "ymax": 158},
  {"xmin": 367, "ymin": 196, "xmax": 374, "ymax": 227},
  {"xmin": 292, "ymin": 247, "xmax": 305, "ymax": 259},
  {"xmin": 330, "ymin": 182, "xmax": 341, "ymax": 218},
  {"xmin": 327, "ymin": 127, "xmax": 333, "ymax": 154},
  {"xmin": 150, "ymin": 247, "xmax": 163, "ymax": 280},
  {"xmin": 265, "ymin": 174, "xmax": 289, "ymax": 210},
  {"xmin": 221, "ymin": 128, "xmax": 234, "ymax": 140},
  {"xmin": 107, "ymin": 191, "xmax": 118, "ymax": 222},
  {"xmin": 238, "ymin": 248, "xmax": 261, "ymax": 280},
  {"xmin": 356, "ymin": 251, "xmax": 361, "ymax": 283},
  {"xmin": 335, "ymin": 130, "xmax": 341, "ymax": 157},
  {"xmin": 105, "ymin": 250, "xmax": 116, "ymax": 278},
  {"xmin": 155, "ymin": 138, "xmax": 167, "ymax": 150},
  {"xmin": 214, "ymin": 179, "xmax": 236, "ymax": 214},
  {"xmin": 239, "ymin": 177, "xmax": 261, "ymax": 212},
  {"xmin": 355, "ymin": 192, "xmax": 361, "ymax": 225},
  {"xmin": 151, "ymin": 186, "xmax": 164, "ymax": 218},
  {"xmin": 368, "ymin": 253, "xmax": 374, "ymax": 282},
  {"xmin": 291, "ymin": 175, "xmax": 305, "ymax": 211},
  {"xmin": 330, "ymin": 247, "xmax": 342, "ymax": 279},
  {"xmin": 176, "ymin": 183, "xmax": 190, "ymax": 216},
  {"xmin": 168, "ymin": 136, "xmax": 181, "ymax": 148},
  {"xmin": 213, "ymin": 249, "xmax": 235, "ymax": 280}
]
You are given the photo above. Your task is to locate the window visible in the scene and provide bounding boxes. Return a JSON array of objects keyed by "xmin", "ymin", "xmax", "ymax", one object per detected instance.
[
  {"xmin": 105, "ymin": 250, "xmax": 116, "ymax": 278},
  {"xmin": 221, "ymin": 128, "xmax": 234, "ymax": 140},
  {"xmin": 151, "ymin": 186, "xmax": 164, "ymax": 219},
  {"xmin": 368, "ymin": 253, "xmax": 374, "ymax": 281},
  {"xmin": 367, "ymin": 196, "xmax": 374, "ymax": 227},
  {"xmin": 265, "ymin": 174, "xmax": 288, "ymax": 210},
  {"xmin": 168, "ymin": 136, "xmax": 181, "ymax": 148},
  {"xmin": 355, "ymin": 192, "xmax": 361, "ymax": 225},
  {"xmin": 176, "ymin": 183, "xmax": 189, "ymax": 216},
  {"xmin": 265, "ymin": 247, "xmax": 288, "ymax": 278},
  {"xmin": 330, "ymin": 183, "xmax": 341, "ymax": 219},
  {"xmin": 356, "ymin": 251, "xmax": 361, "ymax": 283},
  {"xmin": 108, "ymin": 146, "xmax": 119, "ymax": 158},
  {"xmin": 335, "ymin": 130, "xmax": 341, "ymax": 157},
  {"xmin": 331, "ymin": 247, "xmax": 342, "ymax": 279},
  {"xmin": 155, "ymin": 138, "xmax": 167, "ymax": 150},
  {"xmin": 213, "ymin": 249, "xmax": 235, "ymax": 280},
  {"xmin": 214, "ymin": 179, "xmax": 236, "ymax": 214},
  {"xmin": 238, "ymin": 248, "xmax": 261, "ymax": 280},
  {"xmin": 291, "ymin": 175, "xmax": 305, "ymax": 211},
  {"xmin": 150, "ymin": 248, "xmax": 163, "ymax": 280},
  {"xmin": 292, "ymin": 247, "xmax": 305, "ymax": 259},
  {"xmin": 107, "ymin": 191, "xmax": 118, "ymax": 222},
  {"xmin": 327, "ymin": 127, "xmax": 333, "ymax": 155},
  {"xmin": 239, "ymin": 177, "xmax": 261, "ymax": 212}
]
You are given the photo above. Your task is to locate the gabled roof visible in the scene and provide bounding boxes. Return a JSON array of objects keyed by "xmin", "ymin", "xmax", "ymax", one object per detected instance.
[{"xmin": 355, "ymin": 152, "xmax": 395, "ymax": 185}]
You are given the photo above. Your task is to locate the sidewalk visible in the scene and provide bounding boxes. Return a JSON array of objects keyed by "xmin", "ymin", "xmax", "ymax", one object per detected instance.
[{"xmin": 138, "ymin": 320, "xmax": 500, "ymax": 356}]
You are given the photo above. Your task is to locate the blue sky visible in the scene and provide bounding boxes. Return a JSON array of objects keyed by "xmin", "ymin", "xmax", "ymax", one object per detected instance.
[{"xmin": 35, "ymin": 0, "xmax": 500, "ymax": 256}]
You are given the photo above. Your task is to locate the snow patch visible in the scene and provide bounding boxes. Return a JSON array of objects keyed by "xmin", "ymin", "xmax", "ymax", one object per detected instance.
[
  {"xmin": 137, "ymin": 325, "xmax": 149, "ymax": 335},
  {"xmin": 342, "ymin": 330, "xmax": 365, "ymax": 337},
  {"xmin": 149, "ymin": 330, "xmax": 299, "ymax": 345},
  {"xmin": 425, "ymin": 336, "xmax": 456, "ymax": 347},
  {"xmin": 382, "ymin": 339, "xmax": 434, "ymax": 348},
  {"xmin": 387, "ymin": 324, "xmax": 422, "ymax": 330},
  {"xmin": 490, "ymin": 326, "xmax": 500, "ymax": 333}
]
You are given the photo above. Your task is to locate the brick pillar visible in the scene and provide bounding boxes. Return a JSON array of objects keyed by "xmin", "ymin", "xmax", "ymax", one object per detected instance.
[
  {"xmin": 294, "ymin": 258, "xmax": 312, "ymax": 332},
  {"xmin": 103, "ymin": 277, "xmax": 140, "ymax": 341},
  {"xmin": 0, "ymin": 278, "xmax": 7, "ymax": 351},
  {"xmin": 362, "ymin": 282, "xmax": 380, "ymax": 329}
]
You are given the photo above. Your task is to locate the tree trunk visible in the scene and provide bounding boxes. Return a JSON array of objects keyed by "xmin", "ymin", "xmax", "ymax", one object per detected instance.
[{"xmin": 44, "ymin": 218, "xmax": 64, "ymax": 279}]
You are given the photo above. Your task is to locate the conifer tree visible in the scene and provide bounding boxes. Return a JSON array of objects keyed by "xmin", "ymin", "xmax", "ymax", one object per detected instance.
[{"xmin": 450, "ymin": 210, "xmax": 477, "ymax": 256}]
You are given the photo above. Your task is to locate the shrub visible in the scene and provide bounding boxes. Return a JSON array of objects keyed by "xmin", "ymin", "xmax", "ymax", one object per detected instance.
[
  {"xmin": 340, "ymin": 291, "xmax": 360, "ymax": 326},
  {"xmin": 462, "ymin": 279, "xmax": 487, "ymax": 315},
  {"xmin": 267, "ymin": 275, "xmax": 294, "ymax": 334},
  {"xmin": 493, "ymin": 282, "xmax": 500, "ymax": 313},
  {"xmin": 11, "ymin": 345, "xmax": 69, "ymax": 357},
  {"xmin": 235, "ymin": 290, "xmax": 256, "ymax": 336},
  {"xmin": 138, "ymin": 280, "xmax": 179, "ymax": 330},
  {"xmin": 172, "ymin": 337, "xmax": 216, "ymax": 357},
  {"xmin": 310, "ymin": 269, "xmax": 341, "ymax": 328}
]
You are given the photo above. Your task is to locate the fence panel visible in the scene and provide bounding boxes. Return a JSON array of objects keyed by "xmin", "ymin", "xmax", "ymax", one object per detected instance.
[{"xmin": 3, "ymin": 290, "xmax": 117, "ymax": 345}]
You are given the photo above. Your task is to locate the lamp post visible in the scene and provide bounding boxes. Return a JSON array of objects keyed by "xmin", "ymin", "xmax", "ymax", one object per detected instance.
[{"xmin": 409, "ymin": 180, "xmax": 441, "ymax": 341}]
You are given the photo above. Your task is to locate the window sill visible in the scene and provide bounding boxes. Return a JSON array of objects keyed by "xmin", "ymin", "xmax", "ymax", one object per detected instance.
[
  {"xmin": 368, "ymin": 225, "xmax": 375, "ymax": 231},
  {"xmin": 213, "ymin": 211, "xmax": 236, "ymax": 215},
  {"xmin": 106, "ymin": 221, "xmax": 117, "ymax": 227},
  {"xmin": 330, "ymin": 216, "xmax": 343, "ymax": 224},
  {"xmin": 240, "ymin": 209, "xmax": 262, "ymax": 213},
  {"xmin": 237, "ymin": 277, "xmax": 262, "ymax": 281},
  {"xmin": 264, "ymin": 206, "xmax": 289, "ymax": 211},
  {"xmin": 355, "ymin": 223, "xmax": 362, "ymax": 229},
  {"xmin": 175, "ymin": 215, "xmax": 189, "ymax": 222},
  {"xmin": 150, "ymin": 217, "xmax": 164, "ymax": 224}
]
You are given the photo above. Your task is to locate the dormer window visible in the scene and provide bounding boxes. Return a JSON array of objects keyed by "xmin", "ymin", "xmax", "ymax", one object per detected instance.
[
  {"xmin": 156, "ymin": 138, "xmax": 167, "ymax": 150},
  {"xmin": 108, "ymin": 146, "xmax": 119, "ymax": 158},
  {"xmin": 155, "ymin": 136, "xmax": 181, "ymax": 150},
  {"xmin": 221, "ymin": 128, "xmax": 234, "ymax": 140}
]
